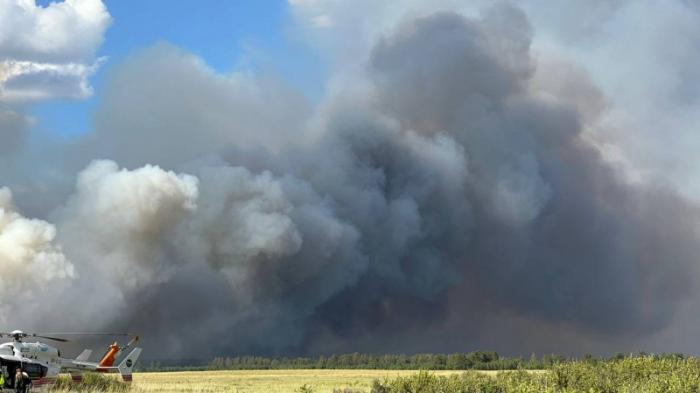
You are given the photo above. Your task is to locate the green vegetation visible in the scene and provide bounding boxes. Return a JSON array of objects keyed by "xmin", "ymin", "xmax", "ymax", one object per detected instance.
[
  {"xmin": 49, "ymin": 372, "xmax": 129, "ymax": 392},
  {"xmin": 135, "ymin": 351, "xmax": 688, "ymax": 372},
  {"xmin": 371, "ymin": 356, "xmax": 700, "ymax": 393},
  {"xmin": 296, "ymin": 384, "xmax": 315, "ymax": 393},
  {"xmin": 45, "ymin": 357, "xmax": 700, "ymax": 393},
  {"xmin": 198, "ymin": 352, "xmax": 684, "ymax": 372},
  {"xmin": 202, "ymin": 352, "xmax": 556, "ymax": 372}
]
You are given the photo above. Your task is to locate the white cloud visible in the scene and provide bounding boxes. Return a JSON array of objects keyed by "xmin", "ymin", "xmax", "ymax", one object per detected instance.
[
  {"xmin": 0, "ymin": 0, "xmax": 111, "ymax": 103},
  {"xmin": 0, "ymin": 58, "xmax": 104, "ymax": 101}
]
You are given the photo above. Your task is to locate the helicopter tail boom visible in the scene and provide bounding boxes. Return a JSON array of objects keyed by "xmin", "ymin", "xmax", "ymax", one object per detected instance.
[{"xmin": 63, "ymin": 347, "xmax": 142, "ymax": 383}]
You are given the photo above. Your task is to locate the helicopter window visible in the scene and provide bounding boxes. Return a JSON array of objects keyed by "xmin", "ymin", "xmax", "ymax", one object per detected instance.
[{"xmin": 20, "ymin": 363, "xmax": 46, "ymax": 379}]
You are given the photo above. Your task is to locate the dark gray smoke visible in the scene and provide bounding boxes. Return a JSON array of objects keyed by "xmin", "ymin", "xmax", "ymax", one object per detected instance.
[{"xmin": 2, "ymin": 3, "xmax": 700, "ymax": 358}]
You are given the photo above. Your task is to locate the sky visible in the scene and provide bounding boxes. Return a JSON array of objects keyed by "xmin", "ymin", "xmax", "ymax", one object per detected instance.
[
  {"xmin": 30, "ymin": 0, "xmax": 325, "ymax": 137},
  {"xmin": 2, "ymin": 0, "xmax": 700, "ymax": 360}
]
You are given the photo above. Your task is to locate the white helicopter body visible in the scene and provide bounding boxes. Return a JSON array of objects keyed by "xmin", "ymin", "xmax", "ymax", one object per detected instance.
[{"xmin": 0, "ymin": 330, "xmax": 141, "ymax": 392}]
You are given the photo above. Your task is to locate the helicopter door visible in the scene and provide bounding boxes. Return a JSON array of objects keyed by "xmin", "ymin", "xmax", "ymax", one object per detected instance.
[{"xmin": 21, "ymin": 363, "xmax": 47, "ymax": 379}]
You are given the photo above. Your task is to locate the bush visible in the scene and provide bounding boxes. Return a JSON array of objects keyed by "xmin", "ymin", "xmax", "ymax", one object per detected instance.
[{"xmin": 296, "ymin": 383, "xmax": 315, "ymax": 393}]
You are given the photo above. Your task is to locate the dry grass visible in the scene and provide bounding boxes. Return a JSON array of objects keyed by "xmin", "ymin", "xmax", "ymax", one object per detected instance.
[{"xmin": 128, "ymin": 369, "xmax": 464, "ymax": 393}]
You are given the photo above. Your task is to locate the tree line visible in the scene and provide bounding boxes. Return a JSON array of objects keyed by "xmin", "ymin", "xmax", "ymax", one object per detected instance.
[
  {"xmin": 139, "ymin": 352, "xmax": 686, "ymax": 372},
  {"xmin": 205, "ymin": 352, "xmax": 559, "ymax": 371}
]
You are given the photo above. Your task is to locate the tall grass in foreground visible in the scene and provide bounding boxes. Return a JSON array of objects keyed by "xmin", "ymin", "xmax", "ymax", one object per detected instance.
[
  {"xmin": 371, "ymin": 356, "xmax": 700, "ymax": 393},
  {"xmin": 49, "ymin": 373, "xmax": 129, "ymax": 392}
]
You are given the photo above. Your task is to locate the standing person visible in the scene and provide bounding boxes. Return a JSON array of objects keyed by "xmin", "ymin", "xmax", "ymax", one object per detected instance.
[
  {"xmin": 20, "ymin": 370, "xmax": 30, "ymax": 393},
  {"xmin": 14, "ymin": 368, "xmax": 22, "ymax": 393}
]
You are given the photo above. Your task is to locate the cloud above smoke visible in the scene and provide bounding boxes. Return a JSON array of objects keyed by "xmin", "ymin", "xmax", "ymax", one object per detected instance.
[
  {"xmin": 0, "ymin": 0, "xmax": 110, "ymax": 102},
  {"xmin": 2, "ymin": 0, "xmax": 700, "ymax": 358}
]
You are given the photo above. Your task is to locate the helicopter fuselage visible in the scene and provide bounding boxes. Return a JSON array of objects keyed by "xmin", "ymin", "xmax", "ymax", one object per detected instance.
[{"xmin": 0, "ymin": 341, "xmax": 61, "ymax": 391}]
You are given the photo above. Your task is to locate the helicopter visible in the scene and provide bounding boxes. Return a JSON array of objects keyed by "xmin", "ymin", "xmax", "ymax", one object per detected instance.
[{"xmin": 0, "ymin": 330, "xmax": 141, "ymax": 391}]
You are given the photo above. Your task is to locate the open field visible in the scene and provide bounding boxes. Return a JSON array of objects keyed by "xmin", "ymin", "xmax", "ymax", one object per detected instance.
[
  {"xmin": 47, "ymin": 357, "xmax": 700, "ymax": 392},
  {"xmin": 129, "ymin": 369, "xmax": 464, "ymax": 393}
]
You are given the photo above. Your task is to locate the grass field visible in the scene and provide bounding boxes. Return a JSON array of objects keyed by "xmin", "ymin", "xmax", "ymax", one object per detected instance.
[
  {"xmin": 48, "ymin": 357, "xmax": 700, "ymax": 392},
  {"xmin": 129, "ymin": 369, "xmax": 464, "ymax": 393}
]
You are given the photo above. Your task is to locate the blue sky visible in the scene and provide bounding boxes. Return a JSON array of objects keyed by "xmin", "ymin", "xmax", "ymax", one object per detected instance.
[{"xmin": 31, "ymin": 0, "xmax": 325, "ymax": 137}]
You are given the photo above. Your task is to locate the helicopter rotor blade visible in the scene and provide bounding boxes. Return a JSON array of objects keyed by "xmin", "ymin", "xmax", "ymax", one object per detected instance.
[
  {"xmin": 0, "ymin": 331, "xmax": 135, "ymax": 343},
  {"xmin": 122, "ymin": 335, "xmax": 139, "ymax": 349},
  {"xmin": 31, "ymin": 335, "xmax": 69, "ymax": 343},
  {"xmin": 33, "ymin": 333, "xmax": 132, "ymax": 337}
]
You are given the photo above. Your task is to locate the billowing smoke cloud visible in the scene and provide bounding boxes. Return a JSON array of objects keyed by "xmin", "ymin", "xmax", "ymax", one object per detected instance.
[
  {"xmin": 3, "ymin": 1, "xmax": 700, "ymax": 359},
  {"xmin": 56, "ymin": 160, "xmax": 198, "ymax": 290},
  {"xmin": 76, "ymin": 44, "xmax": 310, "ymax": 169},
  {"xmin": 0, "ymin": 188, "xmax": 74, "ymax": 326}
]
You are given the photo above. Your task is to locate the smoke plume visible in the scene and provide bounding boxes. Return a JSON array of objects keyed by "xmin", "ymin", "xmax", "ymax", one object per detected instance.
[
  {"xmin": 2, "ymin": 1, "xmax": 700, "ymax": 358},
  {"xmin": 0, "ymin": 188, "xmax": 74, "ymax": 326}
]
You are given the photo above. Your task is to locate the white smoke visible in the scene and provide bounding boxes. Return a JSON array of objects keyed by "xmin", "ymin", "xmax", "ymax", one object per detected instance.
[
  {"xmin": 0, "ymin": 187, "xmax": 74, "ymax": 325},
  {"xmin": 55, "ymin": 160, "xmax": 198, "ymax": 292},
  {"xmin": 37, "ymin": 158, "xmax": 364, "ymax": 351}
]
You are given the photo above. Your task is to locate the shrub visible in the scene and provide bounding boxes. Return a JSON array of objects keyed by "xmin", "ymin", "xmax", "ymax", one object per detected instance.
[{"xmin": 296, "ymin": 383, "xmax": 315, "ymax": 393}]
